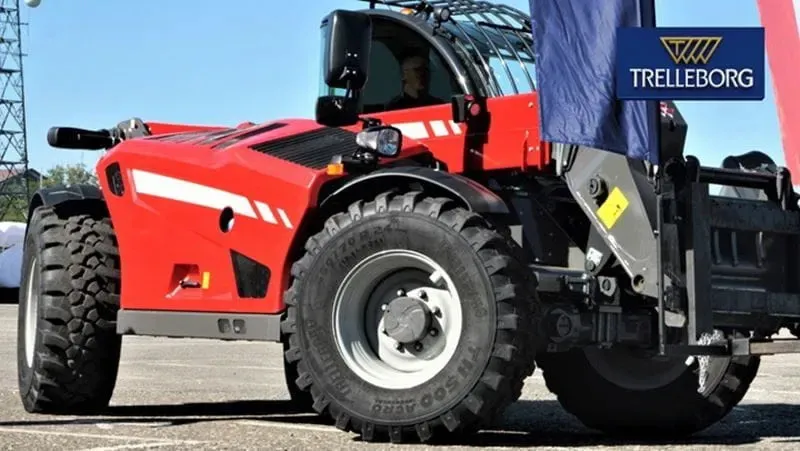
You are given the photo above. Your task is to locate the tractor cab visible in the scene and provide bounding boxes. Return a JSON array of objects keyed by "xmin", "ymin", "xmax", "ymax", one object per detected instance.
[{"xmin": 315, "ymin": 0, "xmax": 537, "ymax": 127}]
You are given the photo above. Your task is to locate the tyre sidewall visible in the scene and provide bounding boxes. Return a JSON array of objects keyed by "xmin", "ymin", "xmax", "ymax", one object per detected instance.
[
  {"xmin": 296, "ymin": 212, "xmax": 497, "ymax": 424},
  {"xmin": 17, "ymin": 219, "xmax": 41, "ymax": 399}
]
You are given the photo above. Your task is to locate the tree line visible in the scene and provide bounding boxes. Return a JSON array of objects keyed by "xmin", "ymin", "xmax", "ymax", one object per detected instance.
[{"xmin": 0, "ymin": 162, "xmax": 97, "ymax": 222}]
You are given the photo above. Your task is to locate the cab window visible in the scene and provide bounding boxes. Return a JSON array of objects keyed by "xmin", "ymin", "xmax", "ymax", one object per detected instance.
[{"xmin": 360, "ymin": 19, "xmax": 462, "ymax": 114}]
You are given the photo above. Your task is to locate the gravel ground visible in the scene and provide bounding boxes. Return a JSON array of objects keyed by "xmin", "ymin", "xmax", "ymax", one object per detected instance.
[{"xmin": 0, "ymin": 303, "xmax": 798, "ymax": 450}]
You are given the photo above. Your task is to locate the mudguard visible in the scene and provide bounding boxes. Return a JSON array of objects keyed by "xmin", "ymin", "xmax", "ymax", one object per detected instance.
[
  {"xmin": 26, "ymin": 184, "xmax": 105, "ymax": 228},
  {"xmin": 720, "ymin": 150, "xmax": 778, "ymax": 201},
  {"xmin": 319, "ymin": 166, "xmax": 510, "ymax": 214}
]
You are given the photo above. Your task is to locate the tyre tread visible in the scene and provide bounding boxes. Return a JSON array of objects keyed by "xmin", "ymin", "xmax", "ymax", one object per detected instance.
[
  {"xmin": 538, "ymin": 345, "xmax": 760, "ymax": 436},
  {"xmin": 19, "ymin": 204, "xmax": 121, "ymax": 414},
  {"xmin": 281, "ymin": 191, "xmax": 541, "ymax": 442}
]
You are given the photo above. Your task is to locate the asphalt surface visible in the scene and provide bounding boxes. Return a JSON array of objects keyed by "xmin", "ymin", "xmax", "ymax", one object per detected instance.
[{"xmin": 0, "ymin": 303, "xmax": 799, "ymax": 450}]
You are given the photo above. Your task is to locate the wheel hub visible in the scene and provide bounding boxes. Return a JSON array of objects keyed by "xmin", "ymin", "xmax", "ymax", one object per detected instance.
[
  {"xmin": 382, "ymin": 295, "xmax": 431, "ymax": 344},
  {"xmin": 332, "ymin": 249, "xmax": 463, "ymax": 390}
]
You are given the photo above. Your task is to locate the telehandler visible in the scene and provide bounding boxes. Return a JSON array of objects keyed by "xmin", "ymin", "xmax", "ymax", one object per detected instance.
[{"xmin": 17, "ymin": 0, "xmax": 800, "ymax": 443}]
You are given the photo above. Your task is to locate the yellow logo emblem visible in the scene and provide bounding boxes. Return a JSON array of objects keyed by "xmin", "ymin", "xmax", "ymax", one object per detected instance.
[{"xmin": 659, "ymin": 37, "xmax": 723, "ymax": 65}]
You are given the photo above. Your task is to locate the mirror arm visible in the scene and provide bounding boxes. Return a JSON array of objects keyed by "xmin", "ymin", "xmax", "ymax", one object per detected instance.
[
  {"xmin": 359, "ymin": 117, "xmax": 382, "ymax": 129},
  {"xmin": 341, "ymin": 82, "xmax": 382, "ymax": 129}
]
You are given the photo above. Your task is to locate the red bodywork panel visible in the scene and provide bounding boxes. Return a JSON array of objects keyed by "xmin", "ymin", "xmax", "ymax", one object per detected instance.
[
  {"xmin": 372, "ymin": 94, "xmax": 549, "ymax": 172},
  {"xmin": 95, "ymin": 93, "xmax": 547, "ymax": 315}
]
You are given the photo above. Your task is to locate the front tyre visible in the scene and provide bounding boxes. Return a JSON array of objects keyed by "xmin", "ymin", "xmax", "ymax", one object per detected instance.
[
  {"xmin": 17, "ymin": 203, "xmax": 122, "ymax": 414},
  {"xmin": 282, "ymin": 334, "xmax": 314, "ymax": 411},
  {"xmin": 281, "ymin": 191, "xmax": 541, "ymax": 443}
]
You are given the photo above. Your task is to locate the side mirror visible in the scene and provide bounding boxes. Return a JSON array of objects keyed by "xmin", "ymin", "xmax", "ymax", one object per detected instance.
[
  {"xmin": 321, "ymin": 10, "xmax": 372, "ymax": 91},
  {"xmin": 356, "ymin": 125, "xmax": 402, "ymax": 157}
]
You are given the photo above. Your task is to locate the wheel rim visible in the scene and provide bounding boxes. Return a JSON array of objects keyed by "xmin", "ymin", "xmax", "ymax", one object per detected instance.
[
  {"xmin": 583, "ymin": 346, "xmax": 692, "ymax": 391},
  {"xmin": 332, "ymin": 249, "xmax": 463, "ymax": 390},
  {"xmin": 583, "ymin": 331, "xmax": 732, "ymax": 392},
  {"xmin": 24, "ymin": 257, "xmax": 39, "ymax": 368}
]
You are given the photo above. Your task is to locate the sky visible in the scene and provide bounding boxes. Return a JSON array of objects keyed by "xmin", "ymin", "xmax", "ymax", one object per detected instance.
[{"xmin": 17, "ymin": 0, "xmax": 798, "ymax": 173}]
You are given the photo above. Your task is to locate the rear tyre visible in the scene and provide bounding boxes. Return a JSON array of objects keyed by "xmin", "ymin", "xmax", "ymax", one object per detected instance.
[
  {"xmin": 281, "ymin": 191, "xmax": 541, "ymax": 443},
  {"xmin": 17, "ymin": 203, "xmax": 122, "ymax": 414},
  {"xmin": 537, "ymin": 334, "xmax": 760, "ymax": 436}
]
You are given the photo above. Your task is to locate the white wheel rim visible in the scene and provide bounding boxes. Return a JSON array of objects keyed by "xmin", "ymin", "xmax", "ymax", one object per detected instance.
[
  {"xmin": 332, "ymin": 249, "xmax": 463, "ymax": 390},
  {"xmin": 24, "ymin": 257, "xmax": 38, "ymax": 368}
]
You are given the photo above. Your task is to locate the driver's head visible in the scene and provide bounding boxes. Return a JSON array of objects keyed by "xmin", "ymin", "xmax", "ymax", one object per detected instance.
[{"xmin": 400, "ymin": 54, "xmax": 430, "ymax": 97}]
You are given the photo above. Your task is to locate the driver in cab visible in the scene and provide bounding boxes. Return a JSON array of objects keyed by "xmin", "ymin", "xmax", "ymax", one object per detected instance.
[{"xmin": 386, "ymin": 54, "xmax": 447, "ymax": 110}]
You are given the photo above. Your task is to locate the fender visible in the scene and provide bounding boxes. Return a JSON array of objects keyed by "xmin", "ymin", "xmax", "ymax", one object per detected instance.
[
  {"xmin": 26, "ymin": 184, "xmax": 105, "ymax": 229},
  {"xmin": 719, "ymin": 150, "xmax": 780, "ymax": 201},
  {"xmin": 721, "ymin": 150, "xmax": 777, "ymax": 172},
  {"xmin": 318, "ymin": 166, "xmax": 510, "ymax": 214}
]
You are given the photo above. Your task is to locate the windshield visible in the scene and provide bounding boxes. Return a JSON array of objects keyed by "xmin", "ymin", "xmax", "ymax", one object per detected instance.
[
  {"xmin": 377, "ymin": 0, "xmax": 537, "ymax": 97},
  {"xmin": 443, "ymin": 21, "xmax": 536, "ymax": 96}
]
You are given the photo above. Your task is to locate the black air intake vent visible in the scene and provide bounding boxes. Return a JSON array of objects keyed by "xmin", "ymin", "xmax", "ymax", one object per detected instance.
[
  {"xmin": 105, "ymin": 162, "xmax": 124, "ymax": 196},
  {"xmin": 212, "ymin": 122, "xmax": 287, "ymax": 150},
  {"xmin": 230, "ymin": 250, "xmax": 270, "ymax": 299},
  {"xmin": 149, "ymin": 129, "xmax": 235, "ymax": 143},
  {"xmin": 248, "ymin": 127, "xmax": 358, "ymax": 169}
]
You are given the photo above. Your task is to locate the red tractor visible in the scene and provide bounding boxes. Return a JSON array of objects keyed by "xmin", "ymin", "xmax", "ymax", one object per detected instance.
[{"xmin": 16, "ymin": 0, "xmax": 800, "ymax": 444}]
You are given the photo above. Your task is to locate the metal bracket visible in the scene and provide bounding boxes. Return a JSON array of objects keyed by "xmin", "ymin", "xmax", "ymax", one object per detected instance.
[{"xmin": 558, "ymin": 147, "xmax": 660, "ymax": 297}]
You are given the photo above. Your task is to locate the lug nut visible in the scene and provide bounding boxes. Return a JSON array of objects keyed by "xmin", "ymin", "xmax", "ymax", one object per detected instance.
[
  {"xmin": 381, "ymin": 304, "xmax": 388, "ymax": 311},
  {"xmin": 396, "ymin": 289, "xmax": 406, "ymax": 297},
  {"xmin": 419, "ymin": 290, "xmax": 427, "ymax": 300},
  {"xmin": 429, "ymin": 328, "xmax": 438, "ymax": 337},
  {"xmin": 395, "ymin": 342, "xmax": 404, "ymax": 351},
  {"xmin": 433, "ymin": 307, "xmax": 442, "ymax": 316},
  {"xmin": 414, "ymin": 342, "xmax": 423, "ymax": 352}
]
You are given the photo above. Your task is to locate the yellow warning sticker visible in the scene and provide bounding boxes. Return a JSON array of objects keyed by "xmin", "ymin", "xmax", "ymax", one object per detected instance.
[
  {"xmin": 596, "ymin": 186, "xmax": 629, "ymax": 230},
  {"xmin": 201, "ymin": 271, "xmax": 211, "ymax": 289}
]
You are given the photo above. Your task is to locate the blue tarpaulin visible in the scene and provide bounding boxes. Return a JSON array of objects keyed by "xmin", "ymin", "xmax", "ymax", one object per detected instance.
[{"xmin": 529, "ymin": 0, "xmax": 660, "ymax": 163}]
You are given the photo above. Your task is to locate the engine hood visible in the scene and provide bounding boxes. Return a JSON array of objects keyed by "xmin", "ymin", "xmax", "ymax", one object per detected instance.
[{"xmin": 140, "ymin": 118, "xmax": 429, "ymax": 170}]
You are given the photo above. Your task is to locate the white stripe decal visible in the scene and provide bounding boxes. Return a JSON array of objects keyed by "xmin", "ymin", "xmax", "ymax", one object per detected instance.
[
  {"xmin": 394, "ymin": 122, "xmax": 429, "ymax": 139},
  {"xmin": 393, "ymin": 120, "xmax": 465, "ymax": 139},
  {"xmin": 277, "ymin": 208, "xmax": 293, "ymax": 229},
  {"xmin": 429, "ymin": 120, "xmax": 450, "ymax": 137},
  {"xmin": 254, "ymin": 201, "xmax": 278, "ymax": 224},
  {"xmin": 131, "ymin": 169, "xmax": 293, "ymax": 229},
  {"xmin": 131, "ymin": 170, "xmax": 257, "ymax": 218}
]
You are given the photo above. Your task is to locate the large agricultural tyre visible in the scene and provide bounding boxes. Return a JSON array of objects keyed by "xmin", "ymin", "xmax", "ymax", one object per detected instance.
[
  {"xmin": 537, "ymin": 333, "xmax": 759, "ymax": 436},
  {"xmin": 539, "ymin": 152, "xmax": 770, "ymax": 436},
  {"xmin": 17, "ymin": 202, "xmax": 122, "ymax": 414},
  {"xmin": 280, "ymin": 190, "xmax": 542, "ymax": 443},
  {"xmin": 281, "ymin": 333, "xmax": 314, "ymax": 411}
]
